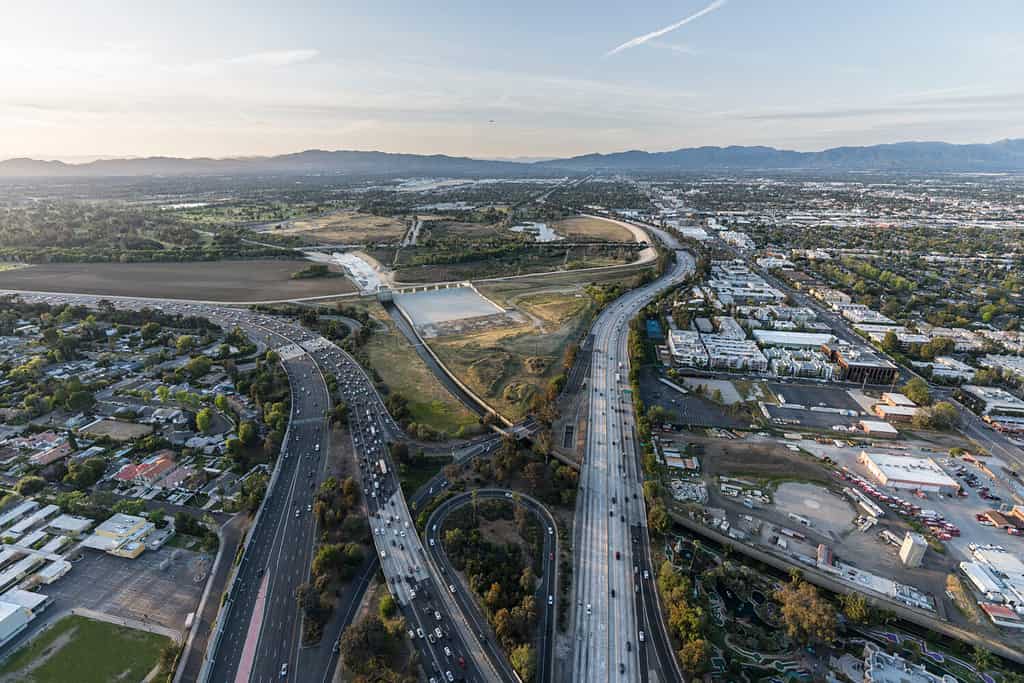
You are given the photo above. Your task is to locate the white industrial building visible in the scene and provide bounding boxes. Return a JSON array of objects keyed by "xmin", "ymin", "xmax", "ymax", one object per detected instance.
[
  {"xmin": 899, "ymin": 532, "xmax": 927, "ymax": 568},
  {"xmin": 751, "ymin": 330, "xmax": 836, "ymax": 349},
  {"xmin": 858, "ymin": 452, "xmax": 959, "ymax": 495}
]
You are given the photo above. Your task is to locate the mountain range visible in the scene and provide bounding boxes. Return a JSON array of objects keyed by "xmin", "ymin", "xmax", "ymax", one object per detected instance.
[{"xmin": 2, "ymin": 139, "xmax": 1023, "ymax": 178}]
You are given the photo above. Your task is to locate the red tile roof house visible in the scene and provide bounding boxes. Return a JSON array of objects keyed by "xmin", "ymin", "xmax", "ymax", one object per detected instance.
[{"xmin": 115, "ymin": 450, "xmax": 176, "ymax": 487}]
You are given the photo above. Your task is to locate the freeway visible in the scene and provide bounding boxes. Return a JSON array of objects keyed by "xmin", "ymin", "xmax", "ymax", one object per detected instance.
[
  {"xmin": 424, "ymin": 489, "xmax": 559, "ymax": 683},
  {"xmin": 572, "ymin": 224, "xmax": 693, "ymax": 683},
  {"xmin": 301, "ymin": 331, "xmax": 499, "ymax": 683}
]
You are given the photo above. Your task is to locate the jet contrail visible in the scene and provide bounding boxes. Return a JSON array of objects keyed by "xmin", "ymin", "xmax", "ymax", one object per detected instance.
[{"xmin": 605, "ymin": 0, "xmax": 727, "ymax": 56}]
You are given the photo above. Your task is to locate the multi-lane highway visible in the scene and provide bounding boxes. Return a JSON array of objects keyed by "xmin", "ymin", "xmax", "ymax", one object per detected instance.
[
  {"xmin": 572, "ymin": 225, "xmax": 693, "ymax": 683},
  {"xmin": 425, "ymin": 489, "xmax": 559, "ymax": 683}
]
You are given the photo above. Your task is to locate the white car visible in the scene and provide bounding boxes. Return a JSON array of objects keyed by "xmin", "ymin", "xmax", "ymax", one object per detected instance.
[
  {"xmin": 449, "ymin": 584, "xmax": 456, "ymax": 594},
  {"xmin": 547, "ymin": 595, "xmax": 553, "ymax": 605},
  {"xmin": 444, "ymin": 646, "xmax": 452, "ymax": 657}
]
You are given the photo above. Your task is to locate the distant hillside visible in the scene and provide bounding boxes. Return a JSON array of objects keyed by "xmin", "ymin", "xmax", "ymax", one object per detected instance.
[
  {"xmin": 3, "ymin": 139, "xmax": 1023, "ymax": 178},
  {"xmin": 536, "ymin": 139, "xmax": 1024, "ymax": 172},
  {"xmin": 0, "ymin": 149, "xmax": 528, "ymax": 178}
]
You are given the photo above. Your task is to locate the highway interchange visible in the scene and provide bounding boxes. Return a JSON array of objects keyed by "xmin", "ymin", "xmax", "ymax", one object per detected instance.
[{"xmin": 425, "ymin": 489, "xmax": 559, "ymax": 683}]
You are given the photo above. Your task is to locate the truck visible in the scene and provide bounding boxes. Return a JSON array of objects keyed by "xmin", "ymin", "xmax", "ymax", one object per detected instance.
[{"xmin": 378, "ymin": 459, "xmax": 388, "ymax": 475}]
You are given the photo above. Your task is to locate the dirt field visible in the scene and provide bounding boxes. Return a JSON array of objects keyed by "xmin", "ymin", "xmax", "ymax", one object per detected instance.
[
  {"xmin": 270, "ymin": 209, "xmax": 407, "ymax": 243},
  {"xmin": 693, "ymin": 435, "xmax": 833, "ymax": 485},
  {"xmin": 81, "ymin": 418, "xmax": 152, "ymax": 442},
  {"xmin": 430, "ymin": 289, "xmax": 596, "ymax": 420},
  {"xmin": 554, "ymin": 216, "xmax": 636, "ymax": 242},
  {"xmin": 0, "ymin": 260, "xmax": 357, "ymax": 302}
]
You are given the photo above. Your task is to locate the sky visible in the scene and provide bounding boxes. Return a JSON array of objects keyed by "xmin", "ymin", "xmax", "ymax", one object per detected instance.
[{"xmin": 1, "ymin": 0, "xmax": 1022, "ymax": 160}]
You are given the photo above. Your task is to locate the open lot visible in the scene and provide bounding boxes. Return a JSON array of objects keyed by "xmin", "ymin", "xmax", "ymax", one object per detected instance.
[
  {"xmin": 430, "ymin": 288, "xmax": 596, "ymax": 420},
  {"xmin": 690, "ymin": 433, "xmax": 834, "ymax": 485},
  {"xmin": 0, "ymin": 260, "xmax": 357, "ymax": 301},
  {"xmin": 772, "ymin": 481, "xmax": 856, "ymax": 537},
  {"xmin": 0, "ymin": 615, "xmax": 170, "ymax": 683},
  {"xmin": 80, "ymin": 418, "xmax": 153, "ymax": 442},
  {"xmin": 768, "ymin": 382, "xmax": 864, "ymax": 412},
  {"xmin": 266, "ymin": 209, "xmax": 407, "ymax": 243},
  {"xmin": 41, "ymin": 546, "xmax": 207, "ymax": 632},
  {"xmin": 553, "ymin": 216, "xmax": 636, "ymax": 242}
]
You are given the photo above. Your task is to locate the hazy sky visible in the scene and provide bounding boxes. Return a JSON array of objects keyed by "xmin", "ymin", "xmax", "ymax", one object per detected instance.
[{"xmin": 2, "ymin": 0, "xmax": 1022, "ymax": 160}]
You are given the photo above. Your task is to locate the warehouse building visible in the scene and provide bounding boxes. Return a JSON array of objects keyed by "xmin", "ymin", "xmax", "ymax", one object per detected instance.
[
  {"xmin": 858, "ymin": 452, "xmax": 959, "ymax": 495},
  {"xmin": 751, "ymin": 330, "xmax": 836, "ymax": 349}
]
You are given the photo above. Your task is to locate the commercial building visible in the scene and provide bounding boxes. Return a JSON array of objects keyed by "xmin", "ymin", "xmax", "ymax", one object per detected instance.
[
  {"xmin": 837, "ymin": 304, "xmax": 895, "ymax": 326},
  {"xmin": 701, "ymin": 336, "xmax": 768, "ymax": 372},
  {"xmin": 858, "ymin": 452, "xmax": 959, "ymax": 495},
  {"xmin": 899, "ymin": 532, "xmax": 927, "ymax": 568},
  {"xmin": 873, "ymin": 404, "xmax": 918, "ymax": 423},
  {"xmin": 81, "ymin": 513, "xmax": 155, "ymax": 559},
  {"xmin": 667, "ymin": 330, "xmax": 708, "ymax": 367},
  {"xmin": 45, "ymin": 514, "xmax": 94, "ymax": 538},
  {"xmin": 712, "ymin": 316, "xmax": 746, "ymax": 339},
  {"xmin": 859, "ymin": 420, "xmax": 899, "ymax": 438},
  {"xmin": 751, "ymin": 330, "xmax": 835, "ymax": 349},
  {"xmin": 923, "ymin": 356, "xmax": 977, "ymax": 382},
  {"xmin": 0, "ymin": 601, "xmax": 31, "ymax": 649},
  {"xmin": 981, "ymin": 354, "xmax": 1024, "ymax": 382},
  {"xmin": 822, "ymin": 344, "xmax": 899, "ymax": 385},
  {"xmin": 960, "ymin": 385, "xmax": 1024, "ymax": 417},
  {"xmin": 881, "ymin": 392, "xmax": 916, "ymax": 407}
]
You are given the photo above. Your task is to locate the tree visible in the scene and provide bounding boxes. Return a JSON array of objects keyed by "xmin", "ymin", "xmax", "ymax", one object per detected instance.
[
  {"xmin": 214, "ymin": 394, "xmax": 229, "ymax": 412},
  {"xmin": 839, "ymin": 592, "xmax": 870, "ymax": 623},
  {"xmin": 913, "ymin": 401, "xmax": 958, "ymax": 431},
  {"xmin": 156, "ymin": 386, "xmax": 170, "ymax": 403},
  {"xmin": 679, "ymin": 638, "xmax": 711, "ymax": 674},
  {"xmin": 972, "ymin": 645, "xmax": 995, "ymax": 673},
  {"xmin": 901, "ymin": 377, "xmax": 932, "ymax": 406},
  {"xmin": 390, "ymin": 442, "xmax": 410, "ymax": 465},
  {"xmin": 175, "ymin": 335, "xmax": 194, "ymax": 354},
  {"xmin": 238, "ymin": 421, "xmax": 258, "ymax": 446},
  {"xmin": 67, "ymin": 389, "xmax": 95, "ymax": 412},
  {"xmin": 140, "ymin": 322, "xmax": 161, "ymax": 340},
  {"xmin": 881, "ymin": 330, "xmax": 899, "ymax": 352},
  {"xmin": 196, "ymin": 407, "xmax": 214, "ymax": 434},
  {"xmin": 14, "ymin": 476, "xmax": 45, "ymax": 495},
  {"xmin": 774, "ymin": 577, "xmax": 836, "ymax": 645},
  {"xmin": 648, "ymin": 502, "xmax": 669, "ymax": 535},
  {"xmin": 509, "ymin": 644, "xmax": 537, "ymax": 682}
]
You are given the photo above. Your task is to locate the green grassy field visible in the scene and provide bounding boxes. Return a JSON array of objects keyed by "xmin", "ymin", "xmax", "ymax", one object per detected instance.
[
  {"xmin": 0, "ymin": 615, "xmax": 171, "ymax": 683},
  {"xmin": 357, "ymin": 302, "xmax": 480, "ymax": 436}
]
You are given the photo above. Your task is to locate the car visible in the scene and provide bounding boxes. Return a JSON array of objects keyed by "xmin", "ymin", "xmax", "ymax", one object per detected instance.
[
  {"xmin": 295, "ymin": 509, "xmax": 300, "ymax": 518},
  {"xmin": 430, "ymin": 538, "xmax": 436, "ymax": 547},
  {"xmin": 586, "ymin": 603, "xmax": 592, "ymax": 615},
  {"xmin": 435, "ymin": 627, "xmax": 443, "ymax": 639},
  {"xmin": 548, "ymin": 594, "xmax": 553, "ymax": 605},
  {"xmin": 444, "ymin": 646, "xmax": 452, "ymax": 657},
  {"xmin": 449, "ymin": 584, "xmax": 456, "ymax": 593},
  {"xmin": 639, "ymin": 630, "xmax": 645, "ymax": 642},
  {"xmin": 457, "ymin": 656, "xmax": 466, "ymax": 669},
  {"xmin": 619, "ymin": 663, "xmax": 625, "ymax": 675},
  {"xmin": 445, "ymin": 672, "xmax": 454, "ymax": 682},
  {"xmin": 610, "ymin": 588, "xmax": 616, "ymax": 598},
  {"xmin": 435, "ymin": 610, "xmax": 442, "ymax": 621},
  {"xmin": 615, "ymin": 551, "xmax": 621, "ymax": 560},
  {"xmin": 416, "ymin": 628, "xmax": 425, "ymax": 638},
  {"xmin": 643, "ymin": 570, "xmax": 649, "ymax": 579},
  {"xmin": 428, "ymin": 633, "xmax": 435, "ymax": 644},
  {"xmin": 626, "ymin": 641, "xmax": 631, "ymax": 652},
  {"xmin": 280, "ymin": 663, "xmax": 288, "ymax": 678}
]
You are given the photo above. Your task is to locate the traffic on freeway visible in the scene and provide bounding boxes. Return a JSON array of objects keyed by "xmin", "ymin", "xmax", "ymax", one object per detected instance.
[
  {"xmin": 425, "ymin": 489, "xmax": 559, "ymax": 683},
  {"xmin": 573, "ymin": 224, "xmax": 694, "ymax": 683}
]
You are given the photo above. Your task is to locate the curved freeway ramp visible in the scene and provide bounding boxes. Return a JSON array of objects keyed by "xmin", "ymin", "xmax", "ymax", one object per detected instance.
[{"xmin": 424, "ymin": 489, "xmax": 560, "ymax": 683}]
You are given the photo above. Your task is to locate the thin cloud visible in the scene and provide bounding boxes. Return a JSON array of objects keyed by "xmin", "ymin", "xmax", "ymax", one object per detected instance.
[
  {"xmin": 227, "ymin": 49, "xmax": 319, "ymax": 67},
  {"xmin": 606, "ymin": 0, "xmax": 726, "ymax": 56}
]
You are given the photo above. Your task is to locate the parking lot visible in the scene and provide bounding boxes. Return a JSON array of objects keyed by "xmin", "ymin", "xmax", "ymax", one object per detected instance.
[
  {"xmin": 799, "ymin": 440, "xmax": 1024, "ymax": 563},
  {"xmin": 47, "ymin": 547, "xmax": 208, "ymax": 633},
  {"xmin": 768, "ymin": 383, "xmax": 864, "ymax": 412}
]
